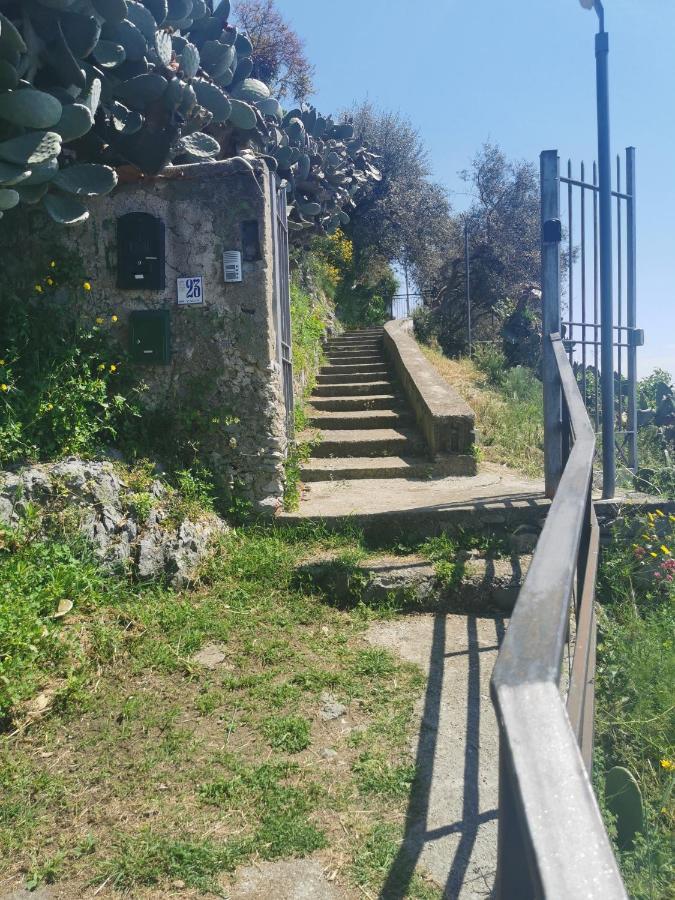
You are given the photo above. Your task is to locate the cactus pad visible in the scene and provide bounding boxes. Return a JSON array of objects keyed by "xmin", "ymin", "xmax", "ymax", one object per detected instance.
[{"xmin": 605, "ymin": 766, "xmax": 644, "ymax": 849}]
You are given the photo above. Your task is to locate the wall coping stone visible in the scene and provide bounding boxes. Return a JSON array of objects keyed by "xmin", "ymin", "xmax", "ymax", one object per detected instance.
[
  {"xmin": 383, "ymin": 318, "xmax": 475, "ymax": 456},
  {"xmin": 115, "ymin": 157, "xmax": 269, "ymax": 186}
]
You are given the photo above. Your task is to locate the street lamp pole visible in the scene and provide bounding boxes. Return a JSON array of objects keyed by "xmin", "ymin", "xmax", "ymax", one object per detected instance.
[
  {"xmin": 582, "ymin": 0, "xmax": 615, "ymax": 498},
  {"xmin": 464, "ymin": 219, "xmax": 472, "ymax": 357}
]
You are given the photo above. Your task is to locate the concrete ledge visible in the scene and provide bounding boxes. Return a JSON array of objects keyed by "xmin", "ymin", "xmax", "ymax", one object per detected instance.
[{"xmin": 383, "ymin": 319, "xmax": 476, "ymax": 458}]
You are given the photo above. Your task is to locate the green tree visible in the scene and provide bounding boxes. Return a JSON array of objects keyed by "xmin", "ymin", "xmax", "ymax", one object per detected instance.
[
  {"xmin": 346, "ymin": 103, "xmax": 455, "ymax": 281},
  {"xmin": 231, "ymin": 0, "xmax": 315, "ymax": 100},
  {"xmin": 420, "ymin": 143, "xmax": 540, "ymax": 356}
]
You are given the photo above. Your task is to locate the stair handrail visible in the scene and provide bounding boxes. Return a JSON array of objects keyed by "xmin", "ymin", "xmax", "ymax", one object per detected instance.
[{"xmin": 490, "ymin": 332, "xmax": 627, "ymax": 898}]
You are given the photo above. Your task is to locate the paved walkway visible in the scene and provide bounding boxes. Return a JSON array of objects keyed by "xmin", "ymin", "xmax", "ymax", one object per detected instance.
[
  {"xmin": 366, "ymin": 613, "xmax": 504, "ymax": 898},
  {"xmin": 281, "ymin": 463, "xmax": 547, "ymax": 539}
]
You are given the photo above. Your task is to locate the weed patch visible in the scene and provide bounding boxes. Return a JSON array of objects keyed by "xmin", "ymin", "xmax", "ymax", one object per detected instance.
[{"xmin": 595, "ymin": 510, "xmax": 675, "ymax": 898}]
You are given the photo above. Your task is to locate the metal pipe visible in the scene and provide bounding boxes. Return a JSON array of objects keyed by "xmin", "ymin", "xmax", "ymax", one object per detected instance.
[
  {"xmin": 626, "ymin": 147, "xmax": 638, "ymax": 470},
  {"xmin": 541, "ymin": 151, "xmax": 563, "ymax": 498},
  {"xmin": 595, "ymin": 13, "xmax": 615, "ymax": 498},
  {"xmin": 465, "ymin": 220, "xmax": 472, "ymax": 357}
]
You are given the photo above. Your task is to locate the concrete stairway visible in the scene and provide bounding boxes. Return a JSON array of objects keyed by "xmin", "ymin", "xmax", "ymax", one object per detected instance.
[{"xmin": 300, "ymin": 328, "xmax": 435, "ymax": 483}]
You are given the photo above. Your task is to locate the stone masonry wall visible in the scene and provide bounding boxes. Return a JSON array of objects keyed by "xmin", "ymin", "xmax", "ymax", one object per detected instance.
[{"xmin": 8, "ymin": 159, "xmax": 289, "ymax": 512}]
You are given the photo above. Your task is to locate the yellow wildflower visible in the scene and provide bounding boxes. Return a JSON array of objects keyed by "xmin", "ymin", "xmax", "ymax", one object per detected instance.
[
  {"xmin": 50, "ymin": 261, "xmax": 56, "ymax": 268},
  {"xmin": 35, "ymin": 284, "xmax": 43, "ymax": 293},
  {"xmin": 109, "ymin": 364, "xmax": 117, "ymax": 373},
  {"xmin": 97, "ymin": 364, "xmax": 105, "ymax": 371},
  {"xmin": 111, "ymin": 315, "xmax": 118, "ymax": 323},
  {"xmin": 660, "ymin": 759, "xmax": 674, "ymax": 771},
  {"xmin": 96, "ymin": 317, "xmax": 104, "ymax": 325},
  {"xmin": 46, "ymin": 403, "xmax": 53, "ymax": 411},
  {"xmin": 656, "ymin": 509, "xmax": 665, "ymax": 517},
  {"xmin": 83, "ymin": 281, "xmax": 92, "ymax": 291},
  {"xmin": 46, "ymin": 277, "xmax": 54, "ymax": 286},
  {"xmin": 0, "ymin": 384, "xmax": 7, "ymax": 393},
  {"xmin": 661, "ymin": 546, "xmax": 671, "ymax": 555},
  {"xmin": 0, "ymin": 360, "xmax": 5, "ymax": 366},
  {"xmin": 650, "ymin": 552, "xmax": 658, "ymax": 558}
]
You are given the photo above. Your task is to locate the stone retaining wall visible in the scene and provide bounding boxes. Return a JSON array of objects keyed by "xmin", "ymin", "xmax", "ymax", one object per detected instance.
[{"xmin": 5, "ymin": 159, "xmax": 289, "ymax": 513}]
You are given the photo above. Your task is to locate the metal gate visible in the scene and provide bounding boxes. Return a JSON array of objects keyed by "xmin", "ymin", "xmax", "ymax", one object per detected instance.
[
  {"xmin": 541, "ymin": 148, "xmax": 641, "ymax": 497},
  {"xmin": 270, "ymin": 173, "xmax": 294, "ymax": 438}
]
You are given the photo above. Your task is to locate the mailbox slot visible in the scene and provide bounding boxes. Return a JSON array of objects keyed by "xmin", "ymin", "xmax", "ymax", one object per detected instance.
[
  {"xmin": 117, "ymin": 212, "xmax": 166, "ymax": 290},
  {"xmin": 129, "ymin": 310, "xmax": 171, "ymax": 364}
]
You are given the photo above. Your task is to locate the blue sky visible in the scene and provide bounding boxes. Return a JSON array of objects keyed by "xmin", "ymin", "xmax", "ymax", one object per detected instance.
[{"xmin": 270, "ymin": 0, "xmax": 674, "ymax": 378}]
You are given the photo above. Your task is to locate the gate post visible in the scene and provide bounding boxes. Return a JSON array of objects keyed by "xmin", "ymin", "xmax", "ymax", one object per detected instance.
[
  {"xmin": 626, "ymin": 147, "xmax": 638, "ymax": 471},
  {"xmin": 541, "ymin": 150, "xmax": 563, "ymax": 498}
]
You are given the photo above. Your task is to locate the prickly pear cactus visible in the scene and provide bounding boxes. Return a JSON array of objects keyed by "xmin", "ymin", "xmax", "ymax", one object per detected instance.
[
  {"xmin": 0, "ymin": 0, "xmax": 380, "ymax": 232},
  {"xmin": 605, "ymin": 765, "xmax": 644, "ymax": 849}
]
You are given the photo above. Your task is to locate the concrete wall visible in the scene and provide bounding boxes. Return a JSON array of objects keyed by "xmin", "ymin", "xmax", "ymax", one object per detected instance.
[
  {"xmin": 384, "ymin": 319, "xmax": 476, "ymax": 464},
  {"xmin": 11, "ymin": 159, "xmax": 290, "ymax": 512}
]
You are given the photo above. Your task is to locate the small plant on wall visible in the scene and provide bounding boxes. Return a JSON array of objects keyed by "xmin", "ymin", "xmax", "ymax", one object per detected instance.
[{"xmin": 0, "ymin": 246, "xmax": 138, "ymax": 463}]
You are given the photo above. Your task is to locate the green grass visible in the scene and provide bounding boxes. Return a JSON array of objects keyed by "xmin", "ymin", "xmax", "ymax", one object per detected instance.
[
  {"xmin": 421, "ymin": 346, "xmax": 544, "ymax": 478},
  {"xmin": 0, "ymin": 517, "xmax": 429, "ymax": 896},
  {"xmin": 595, "ymin": 510, "xmax": 675, "ymax": 899},
  {"xmin": 262, "ymin": 715, "xmax": 311, "ymax": 752}
]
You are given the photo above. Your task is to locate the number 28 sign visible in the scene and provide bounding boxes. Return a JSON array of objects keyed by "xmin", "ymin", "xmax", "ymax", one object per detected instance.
[{"xmin": 177, "ymin": 276, "xmax": 204, "ymax": 306}]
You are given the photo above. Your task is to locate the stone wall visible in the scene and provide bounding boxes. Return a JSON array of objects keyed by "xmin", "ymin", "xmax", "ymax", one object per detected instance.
[{"xmin": 9, "ymin": 159, "xmax": 290, "ymax": 513}]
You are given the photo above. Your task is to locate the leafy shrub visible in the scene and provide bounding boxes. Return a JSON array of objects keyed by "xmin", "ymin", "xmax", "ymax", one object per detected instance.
[
  {"xmin": 0, "ymin": 249, "xmax": 138, "ymax": 464},
  {"xmin": 472, "ymin": 344, "xmax": 508, "ymax": 387}
]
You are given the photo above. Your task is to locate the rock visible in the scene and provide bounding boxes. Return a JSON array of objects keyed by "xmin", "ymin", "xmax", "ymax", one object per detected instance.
[
  {"xmin": 137, "ymin": 528, "xmax": 167, "ymax": 580},
  {"xmin": 257, "ymin": 495, "xmax": 281, "ymax": 516},
  {"xmin": 191, "ymin": 642, "xmax": 227, "ymax": 669},
  {"xmin": 0, "ymin": 459, "xmax": 226, "ymax": 587},
  {"xmin": 320, "ymin": 692, "xmax": 347, "ymax": 721},
  {"xmin": 297, "ymin": 552, "xmax": 531, "ymax": 614},
  {"xmin": 319, "ymin": 747, "xmax": 338, "ymax": 761},
  {"xmin": 0, "ymin": 495, "xmax": 13, "ymax": 525}
]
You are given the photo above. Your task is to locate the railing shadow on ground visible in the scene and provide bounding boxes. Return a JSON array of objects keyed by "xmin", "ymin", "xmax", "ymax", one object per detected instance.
[{"xmin": 378, "ymin": 613, "xmax": 506, "ymax": 900}]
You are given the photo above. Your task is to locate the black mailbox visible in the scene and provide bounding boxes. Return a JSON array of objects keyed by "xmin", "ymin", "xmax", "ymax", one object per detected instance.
[
  {"xmin": 117, "ymin": 212, "xmax": 165, "ymax": 290},
  {"xmin": 129, "ymin": 310, "xmax": 171, "ymax": 364}
]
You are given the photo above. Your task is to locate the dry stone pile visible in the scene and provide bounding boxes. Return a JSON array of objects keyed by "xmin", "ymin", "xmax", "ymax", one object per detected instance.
[{"xmin": 0, "ymin": 458, "xmax": 225, "ymax": 587}]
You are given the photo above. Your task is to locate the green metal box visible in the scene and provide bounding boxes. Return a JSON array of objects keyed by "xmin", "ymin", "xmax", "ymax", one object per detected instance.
[{"xmin": 129, "ymin": 310, "xmax": 170, "ymax": 364}]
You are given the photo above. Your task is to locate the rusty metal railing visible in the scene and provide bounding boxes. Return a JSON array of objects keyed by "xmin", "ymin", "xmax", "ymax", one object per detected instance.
[{"xmin": 490, "ymin": 332, "xmax": 627, "ymax": 898}]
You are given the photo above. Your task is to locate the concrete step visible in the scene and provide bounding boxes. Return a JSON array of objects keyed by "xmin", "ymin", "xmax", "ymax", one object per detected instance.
[
  {"xmin": 317, "ymin": 371, "xmax": 390, "ymax": 385},
  {"xmin": 326, "ymin": 353, "xmax": 385, "ymax": 364},
  {"xmin": 307, "ymin": 409, "xmax": 412, "ymax": 430},
  {"xmin": 329, "ymin": 326, "xmax": 384, "ymax": 341},
  {"xmin": 300, "ymin": 455, "xmax": 437, "ymax": 481},
  {"xmin": 303, "ymin": 428, "xmax": 423, "ymax": 458},
  {"xmin": 320, "ymin": 362, "xmax": 388, "ymax": 375},
  {"xmin": 312, "ymin": 380, "xmax": 394, "ymax": 397},
  {"xmin": 309, "ymin": 394, "xmax": 402, "ymax": 412},
  {"xmin": 326, "ymin": 340, "xmax": 383, "ymax": 351}
]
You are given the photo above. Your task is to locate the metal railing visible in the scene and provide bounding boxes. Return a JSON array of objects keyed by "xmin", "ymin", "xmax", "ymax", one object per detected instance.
[{"xmin": 490, "ymin": 332, "xmax": 627, "ymax": 898}]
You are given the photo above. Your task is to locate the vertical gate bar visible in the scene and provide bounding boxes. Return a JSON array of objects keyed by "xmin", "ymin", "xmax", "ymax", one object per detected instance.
[
  {"xmin": 616, "ymin": 155, "xmax": 623, "ymax": 438},
  {"xmin": 494, "ymin": 740, "xmax": 537, "ymax": 899},
  {"xmin": 580, "ymin": 162, "xmax": 588, "ymax": 412},
  {"xmin": 541, "ymin": 151, "xmax": 563, "ymax": 499},
  {"xmin": 626, "ymin": 147, "xmax": 638, "ymax": 470},
  {"xmin": 593, "ymin": 162, "xmax": 600, "ymax": 431},
  {"xmin": 596, "ymin": 26, "xmax": 616, "ymax": 498},
  {"xmin": 567, "ymin": 159, "xmax": 574, "ymax": 362}
]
